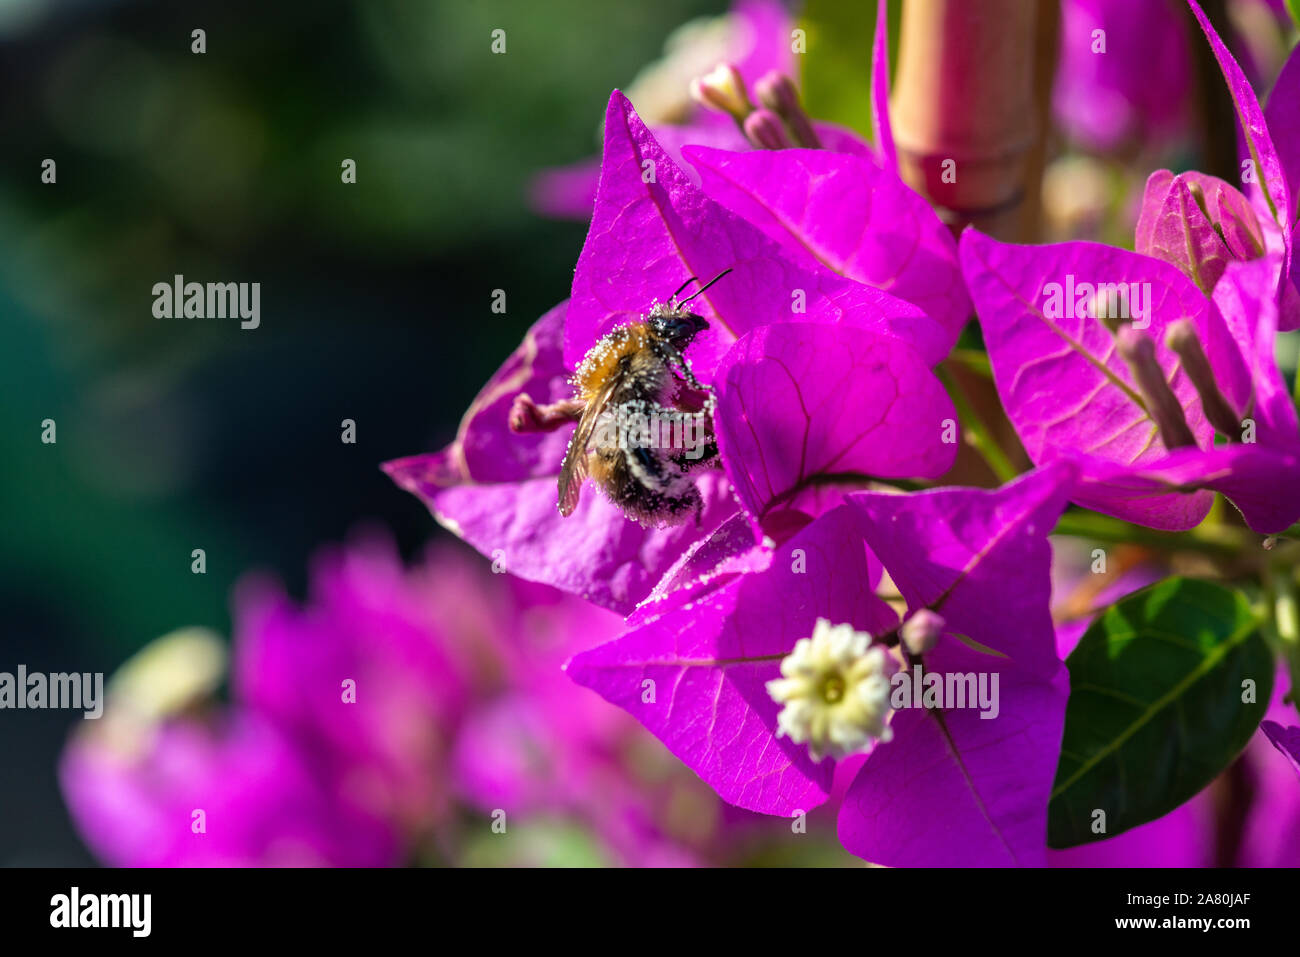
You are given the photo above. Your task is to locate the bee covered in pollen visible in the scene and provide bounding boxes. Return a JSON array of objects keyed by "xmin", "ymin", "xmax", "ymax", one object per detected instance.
[{"xmin": 509, "ymin": 270, "xmax": 731, "ymax": 526}]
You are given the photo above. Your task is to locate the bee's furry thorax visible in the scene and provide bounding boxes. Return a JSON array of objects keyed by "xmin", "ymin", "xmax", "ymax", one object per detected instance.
[{"xmin": 573, "ymin": 322, "xmax": 658, "ymax": 402}]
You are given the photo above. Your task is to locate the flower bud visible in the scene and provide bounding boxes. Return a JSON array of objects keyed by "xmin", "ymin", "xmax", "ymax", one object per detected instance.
[
  {"xmin": 509, "ymin": 394, "xmax": 584, "ymax": 434},
  {"xmin": 743, "ymin": 108, "xmax": 793, "ymax": 150},
  {"xmin": 1116, "ymin": 325, "xmax": 1197, "ymax": 450},
  {"xmin": 1136, "ymin": 170, "xmax": 1266, "ymax": 294},
  {"xmin": 900, "ymin": 609, "xmax": 945, "ymax": 656},
  {"xmin": 1164, "ymin": 320, "xmax": 1242, "ymax": 439},
  {"xmin": 689, "ymin": 63, "xmax": 753, "ymax": 122},
  {"xmin": 754, "ymin": 70, "xmax": 822, "ymax": 148}
]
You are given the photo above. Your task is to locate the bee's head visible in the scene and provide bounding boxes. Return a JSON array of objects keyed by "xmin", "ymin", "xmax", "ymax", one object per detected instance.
[
  {"xmin": 652, "ymin": 269, "xmax": 729, "ymax": 348},
  {"xmin": 650, "ymin": 309, "xmax": 709, "ymax": 347}
]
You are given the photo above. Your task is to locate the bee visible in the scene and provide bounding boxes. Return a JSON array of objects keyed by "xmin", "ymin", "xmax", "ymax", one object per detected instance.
[{"xmin": 553, "ymin": 270, "xmax": 731, "ymax": 525}]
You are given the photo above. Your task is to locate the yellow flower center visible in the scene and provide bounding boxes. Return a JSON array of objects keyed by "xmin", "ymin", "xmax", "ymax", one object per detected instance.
[{"xmin": 821, "ymin": 674, "xmax": 845, "ymax": 704}]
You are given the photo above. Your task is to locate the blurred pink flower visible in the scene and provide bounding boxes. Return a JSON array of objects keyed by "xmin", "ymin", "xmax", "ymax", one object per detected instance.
[
  {"xmin": 1053, "ymin": 0, "xmax": 1194, "ymax": 153},
  {"xmin": 62, "ymin": 710, "xmax": 399, "ymax": 868},
  {"xmin": 60, "ymin": 533, "xmax": 728, "ymax": 867}
]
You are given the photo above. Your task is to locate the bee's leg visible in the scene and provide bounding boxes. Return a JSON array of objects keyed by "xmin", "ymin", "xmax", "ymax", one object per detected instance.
[
  {"xmin": 678, "ymin": 360, "xmax": 705, "ymax": 392},
  {"xmin": 653, "ymin": 340, "xmax": 706, "ymax": 392},
  {"xmin": 653, "ymin": 342, "xmax": 715, "ymax": 420}
]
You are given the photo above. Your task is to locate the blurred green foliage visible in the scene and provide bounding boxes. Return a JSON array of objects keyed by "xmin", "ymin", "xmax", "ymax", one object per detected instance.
[
  {"xmin": 797, "ymin": 0, "xmax": 895, "ymax": 142},
  {"xmin": 0, "ymin": 0, "xmax": 722, "ymax": 864}
]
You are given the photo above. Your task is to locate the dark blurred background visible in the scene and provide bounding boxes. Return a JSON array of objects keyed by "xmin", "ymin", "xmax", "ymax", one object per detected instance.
[{"xmin": 0, "ymin": 0, "xmax": 723, "ymax": 865}]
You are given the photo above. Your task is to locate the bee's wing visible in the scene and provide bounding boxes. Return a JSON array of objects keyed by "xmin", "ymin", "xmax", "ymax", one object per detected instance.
[{"xmin": 557, "ymin": 377, "xmax": 620, "ymax": 517}]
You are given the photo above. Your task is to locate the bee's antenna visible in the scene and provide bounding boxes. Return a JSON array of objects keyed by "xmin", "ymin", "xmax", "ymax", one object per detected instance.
[
  {"xmin": 670, "ymin": 276, "xmax": 700, "ymax": 301},
  {"xmin": 678, "ymin": 268, "xmax": 733, "ymax": 305}
]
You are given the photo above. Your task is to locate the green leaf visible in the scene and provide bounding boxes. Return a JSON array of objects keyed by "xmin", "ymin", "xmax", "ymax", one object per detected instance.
[
  {"xmin": 798, "ymin": 0, "xmax": 897, "ymax": 141},
  {"xmin": 1048, "ymin": 577, "xmax": 1272, "ymax": 848},
  {"xmin": 1287, "ymin": 0, "xmax": 1300, "ymax": 32}
]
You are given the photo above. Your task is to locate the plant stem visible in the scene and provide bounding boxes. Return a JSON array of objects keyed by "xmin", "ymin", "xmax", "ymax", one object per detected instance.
[
  {"xmin": 1051, "ymin": 509, "xmax": 1256, "ymax": 557},
  {"xmin": 948, "ymin": 348, "xmax": 993, "ymax": 378},
  {"xmin": 1270, "ymin": 569, "xmax": 1300, "ymax": 715},
  {"xmin": 938, "ymin": 364, "xmax": 1018, "ymax": 483}
]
